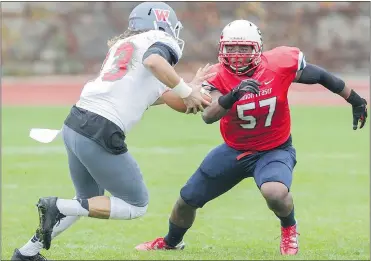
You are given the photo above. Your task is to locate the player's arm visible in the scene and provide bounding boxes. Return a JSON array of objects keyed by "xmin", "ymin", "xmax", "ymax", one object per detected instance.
[
  {"xmin": 294, "ymin": 63, "xmax": 368, "ymax": 130},
  {"xmin": 294, "ymin": 63, "xmax": 348, "ymax": 96},
  {"xmin": 201, "ymin": 89, "xmax": 226, "ymax": 124},
  {"xmin": 151, "ymin": 96, "xmax": 165, "ymax": 106},
  {"xmin": 143, "ymin": 42, "xmax": 211, "ymax": 113},
  {"xmin": 142, "ymin": 42, "xmax": 191, "ymax": 97},
  {"xmin": 150, "ymin": 64, "xmax": 216, "ymax": 108},
  {"xmin": 202, "ymin": 80, "xmax": 261, "ymax": 124},
  {"xmin": 151, "ymin": 87, "xmax": 211, "ymax": 112}
]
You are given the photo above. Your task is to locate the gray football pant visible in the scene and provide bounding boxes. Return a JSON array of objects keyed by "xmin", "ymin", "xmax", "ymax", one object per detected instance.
[{"xmin": 61, "ymin": 124, "xmax": 149, "ymax": 207}]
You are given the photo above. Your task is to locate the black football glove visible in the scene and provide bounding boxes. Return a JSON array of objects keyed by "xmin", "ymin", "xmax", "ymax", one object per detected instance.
[
  {"xmin": 231, "ymin": 79, "xmax": 261, "ymax": 98},
  {"xmin": 351, "ymin": 98, "xmax": 367, "ymax": 130},
  {"xmin": 218, "ymin": 79, "xmax": 261, "ymax": 109},
  {"xmin": 346, "ymin": 89, "xmax": 368, "ymax": 130}
]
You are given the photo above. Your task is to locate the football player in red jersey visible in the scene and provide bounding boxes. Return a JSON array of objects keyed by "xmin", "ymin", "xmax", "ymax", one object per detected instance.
[{"xmin": 135, "ymin": 20, "xmax": 368, "ymax": 255}]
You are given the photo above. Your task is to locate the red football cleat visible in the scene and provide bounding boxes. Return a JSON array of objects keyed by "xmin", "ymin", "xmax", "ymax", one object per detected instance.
[
  {"xmin": 280, "ymin": 224, "xmax": 299, "ymax": 255},
  {"xmin": 135, "ymin": 237, "xmax": 185, "ymax": 251}
]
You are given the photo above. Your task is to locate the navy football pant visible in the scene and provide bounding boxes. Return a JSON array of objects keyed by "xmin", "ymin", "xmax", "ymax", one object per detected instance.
[{"xmin": 180, "ymin": 143, "xmax": 297, "ymax": 208}]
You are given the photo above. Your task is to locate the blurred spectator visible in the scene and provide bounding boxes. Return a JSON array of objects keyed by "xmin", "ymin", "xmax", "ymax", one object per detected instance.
[{"xmin": 2, "ymin": 2, "xmax": 369, "ymax": 76}]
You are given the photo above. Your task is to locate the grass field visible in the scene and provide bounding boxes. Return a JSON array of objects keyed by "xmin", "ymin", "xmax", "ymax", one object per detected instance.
[{"xmin": 2, "ymin": 105, "xmax": 370, "ymax": 260}]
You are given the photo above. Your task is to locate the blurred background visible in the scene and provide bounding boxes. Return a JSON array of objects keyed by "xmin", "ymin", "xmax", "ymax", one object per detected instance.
[
  {"xmin": 2, "ymin": 2, "xmax": 370, "ymax": 260},
  {"xmin": 2, "ymin": 1, "xmax": 370, "ymax": 76}
]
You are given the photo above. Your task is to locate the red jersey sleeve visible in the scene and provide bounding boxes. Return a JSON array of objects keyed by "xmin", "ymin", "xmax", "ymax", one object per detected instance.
[{"xmin": 266, "ymin": 46, "xmax": 307, "ymax": 76}]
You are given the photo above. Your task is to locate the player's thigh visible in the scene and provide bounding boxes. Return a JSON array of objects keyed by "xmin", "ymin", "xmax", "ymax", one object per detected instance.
[
  {"xmin": 253, "ymin": 146, "xmax": 297, "ymax": 190},
  {"xmin": 69, "ymin": 128, "xmax": 148, "ymax": 207},
  {"xmin": 180, "ymin": 143, "xmax": 244, "ymax": 208},
  {"xmin": 62, "ymin": 125, "xmax": 104, "ymax": 199}
]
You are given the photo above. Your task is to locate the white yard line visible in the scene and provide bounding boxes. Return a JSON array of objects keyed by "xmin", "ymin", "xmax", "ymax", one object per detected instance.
[
  {"xmin": 2, "ymin": 145, "xmax": 361, "ymax": 159},
  {"xmin": 2, "ymin": 145, "xmax": 209, "ymax": 155}
]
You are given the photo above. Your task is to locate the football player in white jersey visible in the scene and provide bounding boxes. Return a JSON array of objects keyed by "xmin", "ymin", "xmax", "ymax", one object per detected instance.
[{"xmin": 11, "ymin": 2, "xmax": 214, "ymax": 260}]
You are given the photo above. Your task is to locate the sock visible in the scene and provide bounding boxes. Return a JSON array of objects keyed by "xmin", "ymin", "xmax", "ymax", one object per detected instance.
[
  {"xmin": 18, "ymin": 234, "xmax": 43, "ymax": 256},
  {"xmin": 56, "ymin": 198, "xmax": 89, "ymax": 216},
  {"xmin": 51, "ymin": 215, "xmax": 80, "ymax": 238},
  {"xmin": 276, "ymin": 206, "xmax": 296, "ymax": 228},
  {"xmin": 18, "ymin": 216, "xmax": 80, "ymax": 256},
  {"xmin": 164, "ymin": 220, "xmax": 189, "ymax": 247}
]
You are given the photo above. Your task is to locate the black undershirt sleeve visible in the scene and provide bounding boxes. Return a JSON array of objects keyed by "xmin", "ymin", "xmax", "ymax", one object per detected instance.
[
  {"xmin": 142, "ymin": 42, "xmax": 179, "ymax": 66},
  {"xmin": 296, "ymin": 63, "xmax": 345, "ymax": 94}
]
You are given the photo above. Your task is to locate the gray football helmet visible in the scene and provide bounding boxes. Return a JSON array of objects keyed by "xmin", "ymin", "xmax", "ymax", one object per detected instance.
[{"xmin": 128, "ymin": 2, "xmax": 184, "ymax": 51}]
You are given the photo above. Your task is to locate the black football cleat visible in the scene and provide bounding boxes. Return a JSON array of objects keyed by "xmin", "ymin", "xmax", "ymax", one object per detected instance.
[
  {"xmin": 36, "ymin": 197, "xmax": 64, "ymax": 250},
  {"xmin": 11, "ymin": 248, "xmax": 48, "ymax": 261}
]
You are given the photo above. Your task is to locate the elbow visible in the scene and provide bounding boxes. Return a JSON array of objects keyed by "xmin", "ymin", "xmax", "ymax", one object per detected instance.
[{"xmin": 142, "ymin": 54, "xmax": 161, "ymax": 70}]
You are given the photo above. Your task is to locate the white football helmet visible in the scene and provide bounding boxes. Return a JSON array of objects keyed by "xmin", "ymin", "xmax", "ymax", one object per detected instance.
[{"xmin": 218, "ymin": 20, "xmax": 263, "ymax": 75}]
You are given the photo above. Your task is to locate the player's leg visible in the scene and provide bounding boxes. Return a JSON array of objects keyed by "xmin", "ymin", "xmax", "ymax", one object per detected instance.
[
  {"xmin": 253, "ymin": 146, "xmax": 298, "ymax": 255},
  {"xmin": 77, "ymin": 142, "xmax": 149, "ymax": 220},
  {"xmin": 12, "ymin": 129, "xmax": 104, "ymax": 260},
  {"xmin": 13, "ymin": 206, "xmax": 81, "ymax": 260},
  {"xmin": 38, "ymin": 124, "xmax": 148, "ymax": 219},
  {"xmin": 136, "ymin": 143, "xmax": 246, "ymax": 250},
  {"xmin": 35, "ymin": 125, "xmax": 149, "ymax": 252}
]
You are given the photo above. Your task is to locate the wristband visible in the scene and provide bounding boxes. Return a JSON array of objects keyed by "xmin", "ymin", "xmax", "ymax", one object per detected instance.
[
  {"xmin": 346, "ymin": 89, "xmax": 364, "ymax": 107},
  {"xmin": 218, "ymin": 92, "xmax": 237, "ymax": 110},
  {"xmin": 172, "ymin": 78, "xmax": 192, "ymax": 98}
]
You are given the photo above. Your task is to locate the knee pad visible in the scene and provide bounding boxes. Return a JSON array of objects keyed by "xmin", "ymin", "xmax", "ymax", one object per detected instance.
[
  {"xmin": 180, "ymin": 187, "xmax": 203, "ymax": 209},
  {"xmin": 109, "ymin": 196, "xmax": 148, "ymax": 220}
]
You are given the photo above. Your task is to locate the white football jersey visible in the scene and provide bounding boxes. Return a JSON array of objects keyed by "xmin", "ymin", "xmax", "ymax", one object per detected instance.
[{"xmin": 76, "ymin": 30, "xmax": 182, "ymax": 134}]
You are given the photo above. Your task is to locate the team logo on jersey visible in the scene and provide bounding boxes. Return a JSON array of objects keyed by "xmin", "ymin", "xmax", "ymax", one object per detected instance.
[
  {"xmin": 264, "ymin": 78, "xmax": 274, "ymax": 85},
  {"xmin": 153, "ymin": 9, "xmax": 170, "ymax": 22}
]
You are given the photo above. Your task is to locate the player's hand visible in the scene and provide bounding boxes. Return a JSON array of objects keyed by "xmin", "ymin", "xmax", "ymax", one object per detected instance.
[
  {"xmin": 183, "ymin": 83, "xmax": 211, "ymax": 114},
  {"xmin": 232, "ymin": 79, "xmax": 261, "ymax": 99},
  {"xmin": 351, "ymin": 98, "xmax": 367, "ymax": 130},
  {"xmin": 218, "ymin": 79, "xmax": 261, "ymax": 110},
  {"xmin": 189, "ymin": 63, "xmax": 216, "ymax": 86},
  {"xmin": 182, "ymin": 64, "xmax": 215, "ymax": 114}
]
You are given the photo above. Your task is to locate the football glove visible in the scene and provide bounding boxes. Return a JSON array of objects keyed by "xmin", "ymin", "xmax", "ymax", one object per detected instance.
[
  {"xmin": 218, "ymin": 79, "xmax": 261, "ymax": 109},
  {"xmin": 346, "ymin": 89, "xmax": 368, "ymax": 130}
]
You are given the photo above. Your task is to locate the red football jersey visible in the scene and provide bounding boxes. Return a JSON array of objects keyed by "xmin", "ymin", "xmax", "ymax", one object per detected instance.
[{"xmin": 206, "ymin": 46, "xmax": 306, "ymax": 151}]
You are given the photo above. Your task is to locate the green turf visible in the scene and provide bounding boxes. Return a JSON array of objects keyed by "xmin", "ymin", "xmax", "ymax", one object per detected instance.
[{"xmin": 2, "ymin": 105, "xmax": 370, "ymax": 260}]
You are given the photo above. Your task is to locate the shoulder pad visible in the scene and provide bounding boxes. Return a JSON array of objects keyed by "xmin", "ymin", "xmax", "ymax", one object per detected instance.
[
  {"xmin": 264, "ymin": 46, "xmax": 304, "ymax": 73},
  {"xmin": 149, "ymin": 30, "xmax": 182, "ymax": 59}
]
